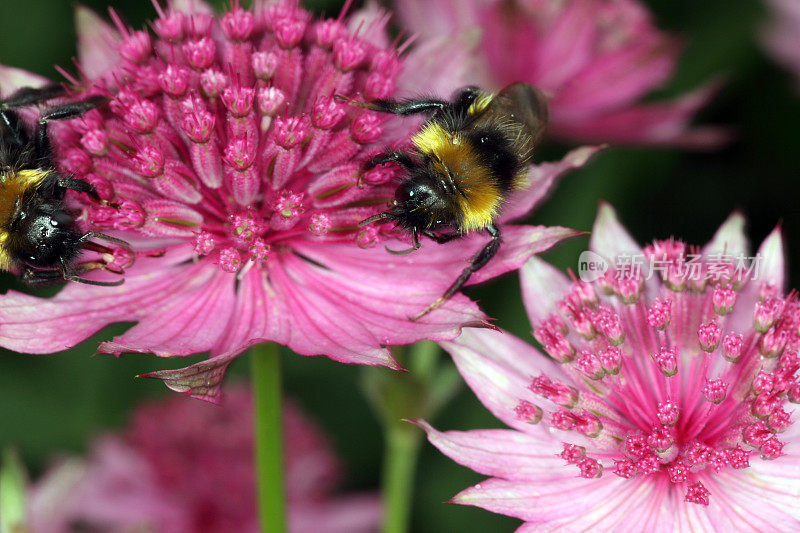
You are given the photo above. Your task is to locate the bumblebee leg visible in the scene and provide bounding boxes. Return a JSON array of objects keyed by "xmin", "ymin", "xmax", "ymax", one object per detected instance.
[
  {"xmin": 386, "ymin": 228, "xmax": 422, "ymax": 255},
  {"xmin": 0, "ymin": 83, "xmax": 63, "ymax": 147},
  {"xmin": 34, "ymin": 95, "xmax": 108, "ymax": 164},
  {"xmin": 64, "ymin": 261, "xmax": 125, "ymax": 286},
  {"xmin": 39, "ymin": 95, "xmax": 108, "ymax": 122},
  {"xmin": 56, "ymin": 176, "xmax": 102, "ymax": 203},
  {"xmin": 362, "ymin": 97, "xmax": 449, "ymax": 117},
  {"xmin": 363, "ymin": 150, "xmax": 416, "ymax": 171},
  {"xmin": 79, "ymin": 231, "xmax": 131, "ymax": 250},
  {"xmin": 336, "ymin": 93, "xmax": 449, "ymax": 116},
  {"xmin": 78, "ymin": 231, "xmax": 135, "ymax": 272},
  {"xmin": 0, "ymin": 108, "xmax": 28, "ymax": 147},
  {"xmin": 412, "ymin": 224, "xmax": 501, "ymax": 321},
  {"xmin": 422, "ymin": 231, "xmax": 461, "ymax": 245},
  {"xmin": 20, "ymin": 267, "xmax": 66, "ymax": 287}
]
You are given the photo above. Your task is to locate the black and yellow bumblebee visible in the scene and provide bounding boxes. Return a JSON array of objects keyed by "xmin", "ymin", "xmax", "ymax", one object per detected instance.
[
  {"xmin": 355, "ymin": 82, "xmax": 549, "ymax": 319},
  {"xmin": 0, "ymin": 84, "xmax": 129, "ymax": 286}
]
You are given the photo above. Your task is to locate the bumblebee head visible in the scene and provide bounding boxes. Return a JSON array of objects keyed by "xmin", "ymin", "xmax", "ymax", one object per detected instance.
[
  {"xmin": 392, "ymin": 177, "xmax": 441, "ymax": 228},
  {"xmin": 17, "ymin": 204, "xmax": 81, "ymax": 268},
  {"xmin": 359, "ymin": 172, "xmax": 448, "ymax": 234}
]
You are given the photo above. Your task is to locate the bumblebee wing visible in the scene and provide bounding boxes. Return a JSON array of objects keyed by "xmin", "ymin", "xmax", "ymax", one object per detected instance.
[
  {"xmin": 468, "ymin": 83, "xmax": 548, "ymax": 165},
  {"xmin": 497, "ymin": 82, "xmax": 549, "ymax": 147}
]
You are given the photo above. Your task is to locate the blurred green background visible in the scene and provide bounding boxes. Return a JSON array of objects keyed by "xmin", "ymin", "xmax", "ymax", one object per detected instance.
[{"xmin": 0, "ymin": 0, "xmax": 797, "ymax": 531}]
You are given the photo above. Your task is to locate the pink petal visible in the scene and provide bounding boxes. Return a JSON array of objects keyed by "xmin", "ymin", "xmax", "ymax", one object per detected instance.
[
  {"xmin": 384, "ymin": 33, "xmax": 480, "ymax": 144},
  {"xmin": 0, "ymin": 65, "xmax": 48, "ymax": 95},
  {"xmin": 755, "ymin": 225, "xmax": 787, "ymax": 293},
  {"xmin": 290, "ymin": 496, "xmax": 382, "ymax": 533},
  {"xmin": 394, "ymin": 0, "xmax": 480, "ymax": 42},
  {"xmin": 466, "ymin": 225, "xmax": 579, "ymax": 286},
  {"xmin": 170, "ymin": 0, "xmax": 214, "ymax": 15},
  {"xmin": 668, "ymin": 497, "xmax": 715, "ymax": 533},
  {"xmin": 28, "ymin": 459, "xmax": 88, "ymax": 533},
  {"xmin": 139, "ymin": 352, "xmax": 238, "ymax": 402},
  {"xmin": 97, "ymin": 266, "xmax": 235, "ymax": 357},
  {"xmin": 589, "ymin": 202, "xmax": 642, "ymax": 262},
  {"xmin": 442, "ymin": 328, "xmax": 569, "ymax": 433},
  {"xmin": 208, "ymin": 266, "xmax": 292, "ymax": 362},
  {"xmin": 726, "ymin": 223, "xmax": 786, "ymax": 337},
  {"xmin": 204, "ymin": 239, "xmax": 491, "ymax": 374},
  {"xmin": 551, "ymin": 82, "xmax": 731, "ymax": 149},
  {"xmin": 500, "ymin": 146, "xmax": 603, "ymax": 224},
  {"xmin": 206, "ymin": 224, "xmax": 573, "ymax": 370},
  {"xmin": 31, "ymin": 438, "xmax": 186, "ymax": 531},
  {"xmin": 702, "ymin": 211, "xmax": 748, "ymax": 258},
  {"xmin": 726, "ymin": 226, "xmax": 787, "ymax": 331},
  {"xmin": 705, "ymin": 471, "xmax": 800, "ymax": 530},
  {"xmin": 346, "ymin": 2, "xmax": 391, "ymax": 49},
  {"xmin": 395, "ymin": 33, "xmax": 478, "ymax": 100},
  {"xmin": 553, "ymin": 37, "xmax": 679, "ymax": 113},
  {"xmin": 530, "ymin": 2, "xmax": 599, "ymax": 90},
  {"xmin": 520, "ymin": 257, "xmax": 572, "ymax": 326},
  {"xmin": 762, "ymin": 0, "xmax": 800, "ymax": 88},
  {"xmin": 267, "ymin": 256, "xmax": 405, "ymax": 367},
  {"xmin": 0, "ymin": 247, "xmax": 199, "ymax": 354},
  {"xmin": 290, "ymin": 237, "xmax": 491, "ymax": 309},
  {"xmin": 480, "ymin": 4, "xmax": 541, "ymax": 89},
  {"xmin": 451, "ymin": 476, "xmax": 643, "ymax": 525},
  {"xmin": 740, "ymin": 453, "xmax": 800, "ymax": 505},
  {"xmin": 273, "ymin": 248, "xmax": 482, "ymax": 362},
  {"xmin": 74, "ymin": 6, "xmax": 121, "ymax": 79},
  {"xmin": 413, "ymin": 420, "xmax": 562, "ymax": 480},
  {"xmin": 703, "ymin": 212, "xmax": 757, "ymax": 334}
]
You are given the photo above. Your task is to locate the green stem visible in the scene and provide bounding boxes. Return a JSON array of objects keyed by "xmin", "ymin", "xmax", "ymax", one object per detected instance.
[
  {"xmin": 381, "ymin": 419, "xmax": 423, "ymax": 533},
  {"xmin": 251, "ymin": 343, "xmax": 286, "ymax": 533},
  {"xmin": 408, "ymin": 340, "xmax": 439, "ymax": 377}
]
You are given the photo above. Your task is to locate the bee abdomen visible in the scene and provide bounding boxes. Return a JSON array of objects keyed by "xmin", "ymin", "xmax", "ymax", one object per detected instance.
[{"xmin": 466, "ymin": 128, "xmax": 524, "ymax": 193}]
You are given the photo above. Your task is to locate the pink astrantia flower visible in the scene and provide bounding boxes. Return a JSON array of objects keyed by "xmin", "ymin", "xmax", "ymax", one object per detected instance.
[
  {"xmin": 0, "ymin": 1, "xmax": 591, "ymax": 400},
  {"xmin": 418, "ymin": 204, "xmax": 800, "ymax": 530},
  {"xmin": 396, "ymin": 0, "xmax": 726, "ymax": 147},
  {"xmin": 28, "ymin": 386, "xmax": 381, "ymax": 533},
  {"xmin": 763, "ymin": 0, "xmax": 800, "ymax": 89}
]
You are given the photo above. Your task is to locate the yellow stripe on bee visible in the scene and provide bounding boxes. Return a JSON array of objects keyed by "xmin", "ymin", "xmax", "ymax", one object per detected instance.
[
  {"xmin": 0, "ymin": 230, "xmax": 11, "ymax": 269},
  {"xmin": 16, "ymin": 168, "xmax": 51, "ymax": 184},
  {"xmin": 0, "ymin": 167, "xmax": 51, "ymax": 231},
  {"xmin": 0, "ymin": 168, "xmax": 52, "ymax": 271},
  {"xmin": 412, "ymin": 125, "xmax": 502, "ymax": 233},
  {"xmin": 467, "ymin": 93, "xmax": 494, "ymax": 115},
  {"xmin": 411, "ymin": 122, "xmax": 453, "ymax": 155}
]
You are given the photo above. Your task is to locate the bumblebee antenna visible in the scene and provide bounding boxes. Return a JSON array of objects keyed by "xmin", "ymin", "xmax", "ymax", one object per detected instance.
[
  {"xmin": 87, "ymin": 231, "xmax": 132, "ymax": 249},
  {"xmin": 79, "ymin": 231, "xmax": 135, "ymax": 270},
  {"xmin": 64, "ymin": 273, "xmax": 125, "ymax": 287},
  {"xmin": 334, "ymin": 93, "xmax": 369, "ymax": 109},
  {"xmin": 61, "ymin": 259, "xmax": 125, "ymax": 286},
  {"xmin": 358, "ymin": 212, "xmax": 394, "ymax": 227},
  {"xmin": 411, "ymin": 224, "xmax": 502, "ymax": 321},
  {"xmin": 64, "ymin": 231, "xmax": 134, "ymax": 285}
]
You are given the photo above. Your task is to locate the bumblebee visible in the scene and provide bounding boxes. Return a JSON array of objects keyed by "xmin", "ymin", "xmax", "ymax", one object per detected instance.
[
  {"xmin": 356, "ymin": 82, "xmax": 548, "ymax": 319},
  {"xmin": 0, "ymin": 85, "xmax": 129, "ymax": 286}
]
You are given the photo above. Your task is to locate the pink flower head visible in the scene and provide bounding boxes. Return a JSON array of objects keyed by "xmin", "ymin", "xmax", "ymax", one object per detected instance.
[
  {"xmin": 28, "ymin": 386, "xmax": 381, "ymax": 533},
  {"xmin": 763, "ymin": 0, "xmax": 800, "ymax": 90},
  {"xmin": 0, "ymin": 2, "xmax": 593, "ymax": 400},
  {"xmin": 397, "ymin": 0, "xmax": 727, "ymax": 148},
  {"xmin": 417, "ymin": 204, "xmax": 800, "ymax": 529}
]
